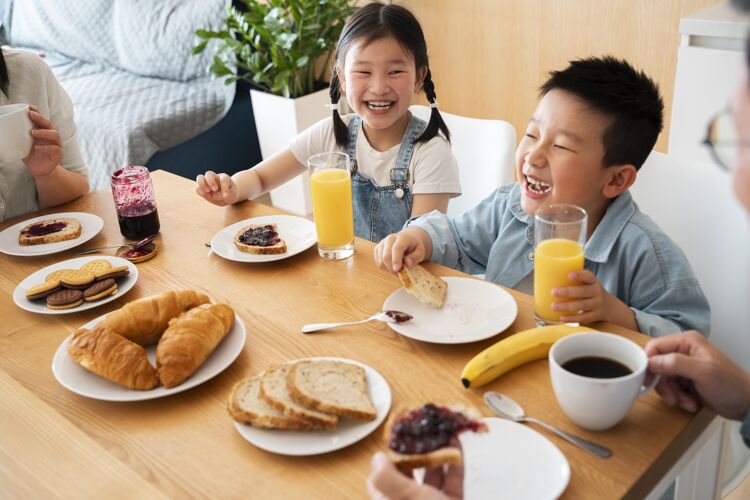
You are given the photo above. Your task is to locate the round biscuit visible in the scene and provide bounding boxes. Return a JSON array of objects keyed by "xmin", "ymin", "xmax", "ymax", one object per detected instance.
[
  {"xmin": 47, "ymin": 298, "xmax": 84, "ymax": 310},
  {"xmin": 60, "ymin": 269, "xmax": 95, "ymax": 287},
  {"xmin": 84, "ymin": 283, "xmax": 118, "ymax": 301},
  {"xmin": 45, "ymin": 269, "xmax": 73, "ymax": 283},
  {"xmin": 80, "ymin": 259, "xmax": 113, "ymax": 275},
  {"xmin": 94, "ymin": 265, "xmax": 129, "ymax": 279},
  {"xmin": 26, "ymin": 280, "xmax": 60, "ymax": 297}
]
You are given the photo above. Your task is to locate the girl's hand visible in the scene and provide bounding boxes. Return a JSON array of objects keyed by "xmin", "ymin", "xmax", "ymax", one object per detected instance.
[
  {"xmin": 22, "ymin": 105, "xmax": 62, "ymax": 178},
  {"xmin": 551, "ymin": 269, "xmax": 613, "ymax": 324},
  {"xmin": 374, "ymin": 228, "xmax": 428, "ymax": 274},
  {"xmin": 196, "ymin": 171, "xmax": 240, "ymax": 206}
]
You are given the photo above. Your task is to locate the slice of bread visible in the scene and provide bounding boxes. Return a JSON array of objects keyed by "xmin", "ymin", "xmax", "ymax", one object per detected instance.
[
  {"xmin": 397, "ymin": 264, "xmax": 447, "ymax": 309},
  {"xmin": 234, "ymin": 224, "xmax": 287, "ymax": 255},
  {"xmin": 258, "ymin": 364, "xmax": 338, "ymax": 430},
  {"xmin": 385, "ymin": 403, "xmax": 487, "ymax": 471},
  {"xmin": 228, "ymin": 375, "xmax": 322, "ymax": 430},
  {"xmin": 287, "ymin": 360, "xmax": 376, "ymax": 421},
  {"xmin": 19, "ymin": 218, "xmax": 82, "ymax": 246}
]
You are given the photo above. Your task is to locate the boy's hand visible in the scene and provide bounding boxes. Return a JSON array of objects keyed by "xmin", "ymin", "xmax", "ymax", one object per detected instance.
[
  {"xmin": 374, "ymin": 228, "xmax": 429, "ymax": 274},
  {"xmin": 22, "ymin": 105, "xmax": 62, "ymax": 178},
  {"xmin": 196, "ymin": 171, "xmax": 240, "ymax": 206},
  {"xmin": 551, "ymin": 270, "xmax": 615, "ymax": 324}
]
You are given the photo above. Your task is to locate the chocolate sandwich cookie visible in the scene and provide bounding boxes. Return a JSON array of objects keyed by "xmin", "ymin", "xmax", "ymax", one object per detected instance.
[
  {"xmin": 83, "ymin": 279, "xmax": 118, "ymax": 301},
  {"xmin": 60, "ymin": 269, "xmax": 95, "ymax": 289},
  {"xmin": 25, "ymin": 280, "xmax": 62, "ymax": 300},
  {"xmin": 95, "ymin": 265, "xmax": 129, "ymax": 281},
  {"xmin": 47, "ymin": 289, "xmax": 84, "ymax": 309}
]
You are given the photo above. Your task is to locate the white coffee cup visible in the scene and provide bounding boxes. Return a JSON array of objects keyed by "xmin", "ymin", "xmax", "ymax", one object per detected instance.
[
  {"xmin": 549, "ymin": 332, "xmax": 659, "ymax": 431},
  {"xmin": 0, "ymin": 103, "xmax": 33, "ymax": 163}
]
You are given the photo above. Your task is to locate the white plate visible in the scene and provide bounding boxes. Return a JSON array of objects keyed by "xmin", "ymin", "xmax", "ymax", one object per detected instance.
[
  {"xmin": 13, "ymin": 256, "xmax": 138, "ymax": 315},
  {"xmin": 52, "ymin": 312, "xmax": 247, "ymax": 401},
  {"xmin": 233, "ymin": 357, "xmax": 391, "ymax": 456},
  {"xmin": 383, "ymin": 277, "xmax": 518, "ymax": 344},
  {"xmin": 0, "ymin": 212, "xmax": 104, "ymax": 256},
  {"xmin": 210, "ymin": 215, "xmax": 317, "ymax": 263},
  {"xmin": 460, "ymin": 418, "xmax": 570, "ymax": 500}
]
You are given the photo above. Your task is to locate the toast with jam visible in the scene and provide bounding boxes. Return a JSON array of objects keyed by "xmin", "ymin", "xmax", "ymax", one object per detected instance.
[
  {"xmin": 19, "ymin": 217, "xmax": 82, "ymax": 245},
  {"xmin": 233, "ymin": 223, "xmax": 287, "ymax": 254},
  {"xmin": 385, "ymin": 403, "xmax": 487, "ymax": 470}
]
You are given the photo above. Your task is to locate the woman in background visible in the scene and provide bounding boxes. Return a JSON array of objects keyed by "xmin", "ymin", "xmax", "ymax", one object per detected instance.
[{"xmin": 0, "ymin": 46, "xmax": 88, "ymax": 223}]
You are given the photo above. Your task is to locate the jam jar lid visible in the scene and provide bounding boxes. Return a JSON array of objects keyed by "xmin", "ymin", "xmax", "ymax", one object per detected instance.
[{"xmin": 116, "ymin": 242, "xmax": 157, "ymax": 263}]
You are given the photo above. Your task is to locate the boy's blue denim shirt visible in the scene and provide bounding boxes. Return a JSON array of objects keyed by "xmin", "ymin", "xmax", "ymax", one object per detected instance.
[
  {"xmin": 742, "ymin": 410, "xmax": 750, "ymax": 448},
  {"xmin": 408, "ymin": 183, "xmax": 711, "ymax": 337}
]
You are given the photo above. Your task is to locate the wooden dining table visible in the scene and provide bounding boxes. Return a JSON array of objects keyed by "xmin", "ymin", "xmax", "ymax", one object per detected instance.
[{"xmin": 0, "ymin": 170, "xmax": 717, "ymax": 499}]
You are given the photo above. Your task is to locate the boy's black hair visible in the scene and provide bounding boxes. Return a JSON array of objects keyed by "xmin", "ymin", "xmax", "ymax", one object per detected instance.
[
  {"xmin": 329, "ymin": 2, "xmax": 450, "ymax": 147},
  {"xmin": 540, "ymin": 56, "xmax": 664, "ymax": 170}
]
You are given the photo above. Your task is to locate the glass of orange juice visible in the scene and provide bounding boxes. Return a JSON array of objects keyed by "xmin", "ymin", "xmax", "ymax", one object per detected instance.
[
  {"xmin": 308, "ymin": 152, "xmax": 354, "ymax": 260},
  {"xmin": 534, "ymin": 204, "xmax": 587, "ymax": 324}
]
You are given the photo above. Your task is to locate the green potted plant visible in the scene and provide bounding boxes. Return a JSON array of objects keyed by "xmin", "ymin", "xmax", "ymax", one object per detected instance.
[{"xmin": 194, "ymin": 0, "xmax": 356, "ymax": 215}]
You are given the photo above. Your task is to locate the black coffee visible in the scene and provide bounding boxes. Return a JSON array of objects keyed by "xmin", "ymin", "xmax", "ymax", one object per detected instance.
[{"xmin": 561, "ymin": 356, "xmax": 632, "ymax": 379}]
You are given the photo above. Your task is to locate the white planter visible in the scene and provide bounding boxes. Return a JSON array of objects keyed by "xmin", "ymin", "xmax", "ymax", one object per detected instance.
[{"xmin": 250, "ymin": 88, "xmax": 330, "ymax": 216}]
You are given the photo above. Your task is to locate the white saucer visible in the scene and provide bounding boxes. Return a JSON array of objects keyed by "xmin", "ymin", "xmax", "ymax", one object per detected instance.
[
  {"xmin": 210, "ymin": 215, "xmax": 317, "ymax": 263},
  {"xmin": 0, "ymin": 212, "xmax": 104, "ymax": 256},
  {"xmin": 13, "ymin": 256, "xmax": 138, "ymax": 315},
  {"xmin": 383, "ymin": 277, "xmax": 518, "ymax": 343},
  {"xmin": 52, "ymin": 312, "xmax": 246, "ymax": 401},
  {"xmin": 233, "ymin": 357, "xmax": 391, "ymax": 455}
]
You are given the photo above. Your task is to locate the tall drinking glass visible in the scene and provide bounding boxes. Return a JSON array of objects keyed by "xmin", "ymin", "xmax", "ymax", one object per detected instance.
[
  {"xmin": 308, "ymin": 152, "xmax": 354, "ymax": 260},
  {"xmin": 534, "ymin": 204, "xmax": 587, "ymax": 324}
]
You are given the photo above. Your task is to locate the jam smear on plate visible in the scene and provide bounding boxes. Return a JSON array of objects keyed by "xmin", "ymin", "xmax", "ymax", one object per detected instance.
[
  {"xmin": 22, "ymin": 221, "xmax": 68, "ymax": 237},
  {"xmin": 389, "ymin": 403, "xmax": 485, "ymax": 454},
  {"xmin": 239, "ymin": 225, "xmax": 281, "ymax": 247}
]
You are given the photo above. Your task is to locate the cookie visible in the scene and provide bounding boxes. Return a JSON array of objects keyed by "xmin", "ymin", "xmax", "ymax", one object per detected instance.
[
  {"xmin": 95, "ymin": 265, "xmax": 129, "ymax": 281},
  {"xmin": 83, "ymin": 279, "xmax": 118, "ymax": 301},
  {"xmin": 60, "ymin": 269, "xmax": 95, "ymax": 289},
  {"xmin": 47, "ymin": 289, "xmax": 84, "ymax": 309},
  {"xmin": 25, "ymin": 280, "xmax": 61, "ymax": 300},
  {"xmin": 80, "ymin": 259, "xmax": 112, "ymax": 276},
  {"xmin": 45, "ymin": 269, "xmax": 74, "ymax": 283}
]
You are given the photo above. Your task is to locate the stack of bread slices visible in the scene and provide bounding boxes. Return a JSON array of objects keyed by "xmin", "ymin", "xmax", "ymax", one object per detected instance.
[{"xmin": 229, "ymin": 359, "xmax": 376, "ymax": 430}]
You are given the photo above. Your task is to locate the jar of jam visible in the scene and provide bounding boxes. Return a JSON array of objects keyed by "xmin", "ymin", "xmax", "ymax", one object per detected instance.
[{"xmin": 111, "ymin": 166, "xmax": 160, "ymax": 241}]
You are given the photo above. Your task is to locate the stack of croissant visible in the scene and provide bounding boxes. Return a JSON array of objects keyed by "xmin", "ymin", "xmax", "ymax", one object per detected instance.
[{"xmin": 67, "ymin": 290, "xmax": 235, "ymax": 390}]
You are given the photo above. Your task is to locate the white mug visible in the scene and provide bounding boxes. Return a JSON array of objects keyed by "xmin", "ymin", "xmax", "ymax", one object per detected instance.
[
  {"xmin": 549, "ymin": 332, "xmax": 659, "ymax": 431},
  {"xmin": 0, "ymin": 103, "xmax": 33, "ymax": 163}
]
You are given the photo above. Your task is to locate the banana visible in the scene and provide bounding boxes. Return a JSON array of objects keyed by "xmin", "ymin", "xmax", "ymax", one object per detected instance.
[{"xmin": 461, "ymin": 324, "xmax": 596, "ymax": 389}]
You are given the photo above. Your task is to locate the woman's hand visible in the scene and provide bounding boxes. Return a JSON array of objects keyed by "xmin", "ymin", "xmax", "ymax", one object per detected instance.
[{"xmin": 22, "ymin": 105, "xmax": 62, "ymax": 177}]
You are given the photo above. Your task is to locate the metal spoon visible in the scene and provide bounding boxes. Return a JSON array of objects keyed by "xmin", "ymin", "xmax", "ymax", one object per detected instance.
[
  {"xmin": 76, "ymin": 234, "xmax": 158, "ymax": 256},
  {"xmin": 484, "ymin": 391, "xmax": 612, "ymax": 458},
  {"xmin": 301, "ymin": 310, "xmax": 413, "ymax": 334}
]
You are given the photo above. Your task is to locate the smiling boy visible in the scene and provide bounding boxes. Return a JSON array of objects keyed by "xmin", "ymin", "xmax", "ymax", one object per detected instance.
[{"xmin": 375, "ymin": 56, "xmax": 710, "ymax": 336}]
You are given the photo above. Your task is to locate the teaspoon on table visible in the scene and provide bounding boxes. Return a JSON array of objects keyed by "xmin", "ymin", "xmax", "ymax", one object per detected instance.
[
  {"xmin": 484, "ymin": 391, "xmax": 612, "ymax": 458},
  {"xmin": 76, "ymin": 234, "xmax": 157, "ymax": 256},
  {"xmin": 301, "ymin": 310, "xmax": 413, "ymax": 334}
]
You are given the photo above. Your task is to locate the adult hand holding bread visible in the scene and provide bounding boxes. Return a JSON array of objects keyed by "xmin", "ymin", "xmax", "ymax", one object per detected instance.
[
  {"xmin": 367, "ymin": 451, "xmax": 462, "ymax": 500},
  {"xmin": 374, "ymin": 227, "xmax": 433, "ymax": 273}
]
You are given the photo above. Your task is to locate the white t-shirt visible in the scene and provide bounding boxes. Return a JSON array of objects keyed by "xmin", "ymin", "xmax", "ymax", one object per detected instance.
[
  {"xmin": 289, "ymin": 114, "xmax": 461, "ymax": 196},
  {"xmin": 0, "ymin": 48, "xmax": 88, "ymax": 222}
]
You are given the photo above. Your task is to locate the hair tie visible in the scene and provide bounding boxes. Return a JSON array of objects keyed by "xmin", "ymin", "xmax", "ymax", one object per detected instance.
[
  {"xmin": 429, "ymin": 102, "xmax": 439, "ymax": 109},
  {"xmin": 328, "ymin": 103, "xmax": 339, "ymax": 111}
]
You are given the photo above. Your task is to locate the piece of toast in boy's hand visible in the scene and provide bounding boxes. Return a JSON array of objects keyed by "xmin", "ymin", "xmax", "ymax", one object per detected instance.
[{"xmin": 397, "ymin": 264, "xmax": 447, "ymax": 309}]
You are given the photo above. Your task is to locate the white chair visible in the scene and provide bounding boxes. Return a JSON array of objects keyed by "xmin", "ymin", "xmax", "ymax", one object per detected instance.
[
  {"xmin": 410, "ymin": 105, "xmax": 516, "ymax": 216},
  {"xmin": 631, "ymin": 150, "xmax": 750, "ymax": 500}
]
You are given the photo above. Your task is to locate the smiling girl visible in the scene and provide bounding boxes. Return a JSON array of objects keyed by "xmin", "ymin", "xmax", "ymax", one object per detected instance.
[{"xmin": 196, "ymin": 2, "xmax": 460, "ymax": 243}]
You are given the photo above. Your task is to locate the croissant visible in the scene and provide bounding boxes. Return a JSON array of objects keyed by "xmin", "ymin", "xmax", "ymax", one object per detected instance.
[
  {"xmin": 99, "ymin": 290, "xmax": 210, "ymax": 346},
  {"xmin": 156, "ymin": 303, "xmax": 235, "ymax": 388},
  {"xmin": 67, "ymin": 325, "xmax": 158, "ymax": 390}
]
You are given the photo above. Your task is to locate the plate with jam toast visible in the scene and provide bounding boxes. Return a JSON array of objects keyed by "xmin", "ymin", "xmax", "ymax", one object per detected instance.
[
  {"xmin": 52, "ymin": 290, "xmax": 247, "ymax": 401},
  {"xmin": 13, "ymin": 256, "xmax": 138, "ymax": 314},
  {"xmin": 0, "ymin": 211, "xmax": 104, "ymax": 256},
  {"xmin": 210, "ymin": 215, "xmax": 317, "ymax": 263},
  {"xmin": 229, "ymin": 357, "xmax": 392, "ymax": 455}
]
